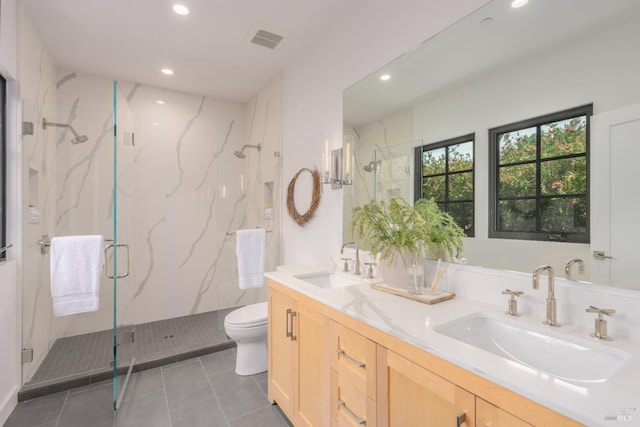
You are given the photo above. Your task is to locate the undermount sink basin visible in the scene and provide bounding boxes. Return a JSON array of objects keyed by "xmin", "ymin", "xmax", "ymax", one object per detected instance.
[
  {"xmin": 294, "ymin": 271, "xmax": 370, "ymax": 289},
  {"xmin": 434, "ymin": 313, "xmax": 630, "ymax": 383}
]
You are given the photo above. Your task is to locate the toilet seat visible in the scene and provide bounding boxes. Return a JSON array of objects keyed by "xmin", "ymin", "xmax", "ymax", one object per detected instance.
[{"xmin": 224, "ymin": 302, "xmax": 268, "ymax": 328}]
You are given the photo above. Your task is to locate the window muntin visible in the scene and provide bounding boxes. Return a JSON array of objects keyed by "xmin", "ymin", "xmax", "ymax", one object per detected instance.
[
  {"xmin": 415, "ymin": 134, "xmax": 474, "ymax": 236},
  {"xmin": 489, "ymin": 104, "xmax": 592, "ymax": 242}
]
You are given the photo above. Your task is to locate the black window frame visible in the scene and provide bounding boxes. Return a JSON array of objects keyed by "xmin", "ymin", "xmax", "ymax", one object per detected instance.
[
  {"xmin": 414, "ymin": 133, "xmax": 475, "ymax": 237},
  {"xmin": 488, "ymin": 104, "xmax": 592, "ymax": 243}
]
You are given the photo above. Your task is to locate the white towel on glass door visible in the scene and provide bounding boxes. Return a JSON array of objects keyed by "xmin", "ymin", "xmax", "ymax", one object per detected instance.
[
  {"xmin": 50, "ymin": 235, "xmax": 104, "ymax": 316},
  {"xmin": 236, "ymin": 228, "xmax": 266, "ymax": 289}
]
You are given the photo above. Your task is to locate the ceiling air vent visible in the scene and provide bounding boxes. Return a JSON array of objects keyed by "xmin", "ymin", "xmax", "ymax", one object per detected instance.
[{"xmin": 250, "ymin": 29, "xmax": 284, "ymax": 50}]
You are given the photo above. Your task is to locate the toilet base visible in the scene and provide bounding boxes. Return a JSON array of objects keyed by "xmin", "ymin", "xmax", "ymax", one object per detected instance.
[{"xmin": 234, "ymin": 339, "xmax": 267, "ymax": 376}]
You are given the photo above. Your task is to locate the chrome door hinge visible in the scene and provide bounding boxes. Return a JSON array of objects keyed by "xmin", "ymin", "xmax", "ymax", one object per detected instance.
[{"xmin": 22, "ymin": 348, "xmax": 34, "ymax": 364}]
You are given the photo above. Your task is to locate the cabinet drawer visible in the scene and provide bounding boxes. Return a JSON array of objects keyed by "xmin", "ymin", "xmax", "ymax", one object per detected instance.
[
  {"xmin": 331, "ymin": 369, "xmax": 376, "ymax": 427},
  {"xmin": 330, "ymin": 321, "xmax": 377, "ymax": 399},
  {"xmin": 476, "ymin": 398, "xmax": 532, "ymax": 427}
]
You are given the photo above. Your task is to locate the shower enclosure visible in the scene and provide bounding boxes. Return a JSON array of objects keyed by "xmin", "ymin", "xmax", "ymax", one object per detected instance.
[
  {"xmin": 21, "ymin": 77, "xmax": 135, "ymax": 408},
  {"xmin": 19, "ymin": 61, "xmax": 282, "ymax": 407}
]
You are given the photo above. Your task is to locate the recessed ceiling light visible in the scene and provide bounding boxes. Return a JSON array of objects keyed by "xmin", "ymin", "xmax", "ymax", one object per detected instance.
[
  {"xmin": 156, "ymin": 100, "xmax": 165, "ymax": 105},
  {"xmin": 161, "ymin": 68, "xmax": 174, "ymax": 76},
  {"xmin": 511, "ymin": 0, "xmax": 528, "ymax": 8},
  {"xmin": 380, "ymin": 74, "xmax": 391, "ymax": 81},
  {"xmin": 173, "ymin": 4, "xmax": 189, "ymax": 15}
]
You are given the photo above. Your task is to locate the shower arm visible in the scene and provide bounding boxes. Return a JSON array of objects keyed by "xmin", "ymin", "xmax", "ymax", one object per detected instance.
[{"xmin": 42, "ymin": 118, "xmax": 82, "ymax": 139}]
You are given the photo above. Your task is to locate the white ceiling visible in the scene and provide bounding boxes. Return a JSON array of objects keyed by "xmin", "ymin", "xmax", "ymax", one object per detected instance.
[
  {"xmin": 23, "ymin": 0, "xmax": 358, "ymax": 102},
  {"xmin": 343, "ymin": 0, "xmax": 640, "ymax": 125}
]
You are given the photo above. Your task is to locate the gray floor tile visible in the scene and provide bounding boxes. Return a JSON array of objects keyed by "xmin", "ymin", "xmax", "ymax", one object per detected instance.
[
  {"xmin": 3, "ymin": 391, "xmax": 67, "ymax": 427},
  {"xmin": 114, "ymin": 389, "xmax": 171, "ymax": 427},
  {"xmin": 162, "ymin": 359, "xmax": 215, "ymax": 411},
  {"xmin": 56, "ymin": 382, "xmax": 114, "ymax": 427},
  {"xmin": 200, "ymin": 348, "xmax": 236, "ymax": 375},
  {"xmin": 209, "ymin": 370, "xmax": 270, "ymax": 421},
  {"xmin": 229, "ymin": 405, "xmax": 291, "ymax": 427},
  {"xmin": 252, "ymin": 372, "xmax": 268, "ymax": 397},
  {"xmin": 120, "ymin": 369, "xmax": 164, "ymax": 401},
  {"xmin": 169, "ymin": 397, "xmax": 228, "ymax": 427}
]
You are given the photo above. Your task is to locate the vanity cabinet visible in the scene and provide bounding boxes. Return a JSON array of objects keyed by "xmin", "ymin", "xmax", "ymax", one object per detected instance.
[
  {"xmin": 377, "ymin": 347, "xmax": 475, "ymax": 427},
  {"xmin": 268, "ymin": 278, "xmax": 582, "ymax": 427},
  {"xmin": 268, "ymin": 282, "xmax": 330, "ymax": 427}
]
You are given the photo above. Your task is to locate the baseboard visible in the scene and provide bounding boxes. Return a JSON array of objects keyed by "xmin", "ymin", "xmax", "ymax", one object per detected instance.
[{"xmin": 0, "ymin": 385, "xmax": 18, "ymax": 425}]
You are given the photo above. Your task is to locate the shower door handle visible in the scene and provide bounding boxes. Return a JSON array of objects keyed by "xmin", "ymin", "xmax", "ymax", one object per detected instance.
[{"xmin": 105, "ymin": 243, "xmax": 131, "ymax": 279}]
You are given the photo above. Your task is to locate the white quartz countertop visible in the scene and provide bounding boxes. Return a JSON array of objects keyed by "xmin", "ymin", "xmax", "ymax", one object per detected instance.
[{"xmin": 265, "ymin": 266, "xmax": 640, "ymax": 427}]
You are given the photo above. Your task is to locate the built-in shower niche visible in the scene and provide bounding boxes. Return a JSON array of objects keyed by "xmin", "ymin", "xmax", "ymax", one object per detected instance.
[
  {"xmin": 28, "ymin": 167, "xmax": 40, "ymax": 224},
  {"xmin": 264, "ymin": 181, "xmax": 274, "ymax": 219}
]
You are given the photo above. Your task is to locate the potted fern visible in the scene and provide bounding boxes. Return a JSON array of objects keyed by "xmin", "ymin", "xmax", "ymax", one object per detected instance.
[{"xmin": 350, "ymin": 197, "xmax": 465, "ymax": 289}]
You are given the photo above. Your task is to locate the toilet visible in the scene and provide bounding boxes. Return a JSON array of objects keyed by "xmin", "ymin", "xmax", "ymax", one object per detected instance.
[{"xmin": 224, "ymin": 301, "xmax": 268, "ymax": 375}]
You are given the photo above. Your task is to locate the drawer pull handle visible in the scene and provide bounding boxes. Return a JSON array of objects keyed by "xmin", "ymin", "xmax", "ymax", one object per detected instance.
[
  {"xmin": 456, "ymin": 412, "xmax": 466, "ymax": 427},
  {"xmin": 337, "ymin": 399, "xmax": 366, "ymax": 425},
  {"xmin": 290, "ymin": 311, "xmax": 297, "ymax": 341},
  {"xmin": 336, "ymin": 349, "xmax": 365, "ymax": 368},
  {"xmin": 285, "ymin": 309, "xmax": 292, "ymax": 338}
]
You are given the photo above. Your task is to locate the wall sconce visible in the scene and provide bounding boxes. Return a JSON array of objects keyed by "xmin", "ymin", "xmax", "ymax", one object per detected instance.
[{"xmin": 321, "ymin": 133, "xmax": 354, "ymax": 189}]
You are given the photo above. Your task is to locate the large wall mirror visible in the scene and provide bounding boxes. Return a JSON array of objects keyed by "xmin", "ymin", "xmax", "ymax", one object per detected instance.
[{"xmin": 343, "ymin": 0, "xmax": 640, "ymax": 290}]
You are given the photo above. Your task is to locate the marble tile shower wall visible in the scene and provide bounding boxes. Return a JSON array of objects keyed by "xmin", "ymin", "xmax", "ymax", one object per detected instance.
[
  {"xmin": 20, "ymin": 13, "xmax": 65, "ymax": 384},
  {"xmin": 343, "ymin": 108, "xmax": 412, "ymax": 239},
  {"xmin": 20, "ymin": 56, "xmax": 281, "ymax": 382}
]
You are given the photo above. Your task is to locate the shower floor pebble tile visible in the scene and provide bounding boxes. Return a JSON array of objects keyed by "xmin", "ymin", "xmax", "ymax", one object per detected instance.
[{"xmin": 6, "ymin": 348, "xmax": 291, "ymax": 427}]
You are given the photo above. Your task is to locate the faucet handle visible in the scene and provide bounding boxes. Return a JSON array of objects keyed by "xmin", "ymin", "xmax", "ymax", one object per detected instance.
[
  {"xmin": 340, "ymin": 257, "xmax": 352, "ymax": 273},
  {"xmin": 586, "ymin": 306, "xmax": 615, "ymax": 340},
  {"xmin": 586, "ymin": 305, "xmax": 616, "ymax": 317},
  {"xmin": 364, "ymin": 262, "xmax": 377, "ymax": 279},
  {"xmin": 502, "ymin": 289, "xmax": 523, "ymax": 316}
]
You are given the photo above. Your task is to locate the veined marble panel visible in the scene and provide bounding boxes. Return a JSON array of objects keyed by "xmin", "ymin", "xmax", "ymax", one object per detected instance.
[{"xmin": 343, "ymin": 108, "xmax": 412, "ymax": 242}]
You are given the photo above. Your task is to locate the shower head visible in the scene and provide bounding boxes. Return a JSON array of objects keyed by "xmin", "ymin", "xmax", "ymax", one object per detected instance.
[
  {"xmin": 234, "ymin": 144, "xmax": 261, "ymax": 159},
  {"xmin": 42, "ymin": 118, "xmax": 89, "ymax": 144},
  {"xmin": 71, "ymin": 135, "xmax": 89, "ymax": 144},
  {"xmin": 364, "ymin": 160, "xmax": 380, "ymax": 172}
]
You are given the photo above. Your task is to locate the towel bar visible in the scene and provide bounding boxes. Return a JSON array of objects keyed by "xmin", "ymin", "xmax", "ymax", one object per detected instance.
[
  {"xmin": 226, "ymin": 228, "xmax": 272, "ymax": 236},
  {"xmin": 37, "ymin": 235, "xmax": 115, "ymax": 255}
]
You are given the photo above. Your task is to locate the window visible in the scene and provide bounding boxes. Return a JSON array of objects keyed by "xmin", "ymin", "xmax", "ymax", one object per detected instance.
[
  {"xmin": 0, "ymin": 75, "xmax": 6, "ymax": 261},
  {"xmin": 414, "ymin": 134, "xmax": 474, "ymax": 236},
  {"xmin": 489, "ymin": 104, "xmax": 592, "ymax": 243}
]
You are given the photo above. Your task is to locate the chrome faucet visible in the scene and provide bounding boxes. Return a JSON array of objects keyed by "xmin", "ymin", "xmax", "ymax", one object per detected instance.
[
  {"xmin": 532, "ymin": 265, "xmax": 560, "ymax": 327},
  {"xmin": 340, "ymin": 242, "xmax": 362, "ymax": 275},
  {"xmin": 564, "ymin": 258, "xmax": 585, "ymax": 280}
]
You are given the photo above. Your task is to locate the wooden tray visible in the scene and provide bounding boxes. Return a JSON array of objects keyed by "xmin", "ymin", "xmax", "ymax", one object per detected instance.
[{"xmin": 370, "ymin": 283, "xmax": 455, "ymax": 305}]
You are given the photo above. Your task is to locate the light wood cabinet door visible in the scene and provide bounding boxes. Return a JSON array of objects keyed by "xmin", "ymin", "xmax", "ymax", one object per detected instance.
[
  {"xmin": 295, "ymin": 300, "xmax": 330, "ymax": 427},
  {"xmin": 268, "ymin": 288, "xmax": 295, "ymax": 416},
  {"xmin": 476, "ymin": 398, "xmax": 532, "ymax": 427},
  {"xmin": 377, "ymin": 348, "xmax": 475, "ymax": 427}
]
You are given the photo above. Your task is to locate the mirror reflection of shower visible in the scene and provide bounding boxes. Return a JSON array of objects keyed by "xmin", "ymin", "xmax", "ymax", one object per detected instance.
[
  {"xmin": 234, "ymin": 144, "xmax": 261, "ymax": 159},
  {"xmin": 363, "ymin": 160, "xmax": 381, "ymax": 172},
  {"xmin": 42, "ymin": 118, "xmax": 89, "ymax": 144}
]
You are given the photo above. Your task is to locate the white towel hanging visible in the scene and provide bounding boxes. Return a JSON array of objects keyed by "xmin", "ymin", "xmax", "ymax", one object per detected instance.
[
  {"xmin": 50, "ymin": 235, "xmax": 104, "ymax": 316},
  {"xmin": 236, "ymin": 228, "xmax": 266, "ymax": 289}
]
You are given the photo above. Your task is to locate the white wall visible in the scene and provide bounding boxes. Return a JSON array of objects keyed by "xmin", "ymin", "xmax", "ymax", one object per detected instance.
[
  {"xmin": 281, "ymin": 0, "xmax": 491, "ymax": 266},
  {"xmin": 0, "ymin": 0, "xmax": 19, "ymax": 423}
]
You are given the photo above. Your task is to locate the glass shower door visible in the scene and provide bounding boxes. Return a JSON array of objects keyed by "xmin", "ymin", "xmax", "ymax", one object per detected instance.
[{"xmin": 110, "ymin": 80, "xmax": 136, "ymax": 409}]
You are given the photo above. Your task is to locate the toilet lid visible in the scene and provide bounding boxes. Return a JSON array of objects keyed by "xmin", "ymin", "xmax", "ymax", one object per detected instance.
[{"xmin": 225, "ymin": 302, "xmax": 268, "ymax": 327}]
